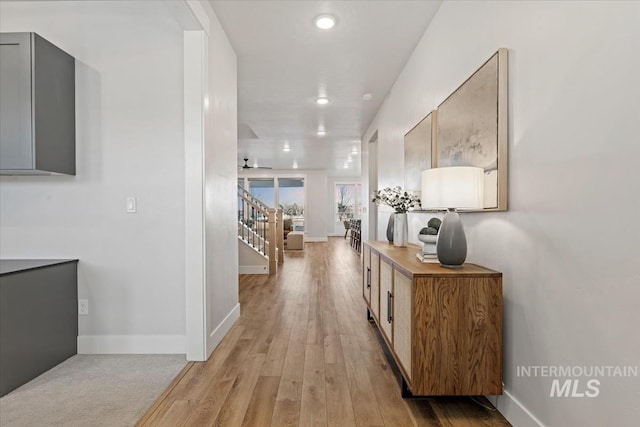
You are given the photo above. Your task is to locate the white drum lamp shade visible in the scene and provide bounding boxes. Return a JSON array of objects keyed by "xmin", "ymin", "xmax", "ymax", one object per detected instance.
[{"xmin": 421, "ymin": 167, "xmax": 484, "ymax": 267}]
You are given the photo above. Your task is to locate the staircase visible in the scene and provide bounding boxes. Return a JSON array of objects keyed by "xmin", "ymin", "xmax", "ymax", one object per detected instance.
[{"xmin": 238, "ymin": 185, "xmax": 284, "ymax": 274}]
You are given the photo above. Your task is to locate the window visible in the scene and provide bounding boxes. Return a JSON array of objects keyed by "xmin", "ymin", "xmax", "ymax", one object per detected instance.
[
  {"xmin": 248, "ymin": 178, "xmax": 275, "ymax": 208},
  {"xmin": 240, "ymin": 176, "xmax": 305, "ymax": 230},
  {"xmin": 278, "ymin": 178, "xmax": 305, "ymax": 231},
  {"xmin": 335, "ymin": 183, "xmax": 361, "ymax": 222}
]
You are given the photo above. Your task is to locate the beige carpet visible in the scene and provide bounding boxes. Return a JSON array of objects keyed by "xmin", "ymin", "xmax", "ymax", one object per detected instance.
[{"xmin": 0, "ymin": 354, "xmax": 186, "ymax": 427}]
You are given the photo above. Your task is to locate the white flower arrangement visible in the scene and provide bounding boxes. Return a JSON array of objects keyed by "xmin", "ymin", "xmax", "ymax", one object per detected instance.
[{"xmin": 371, "ymin": 186, "xmax": 420, "ymax": 213}]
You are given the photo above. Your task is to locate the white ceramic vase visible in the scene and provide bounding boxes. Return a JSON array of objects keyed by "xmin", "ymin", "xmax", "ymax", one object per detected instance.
[{"xmin": 393, "ymin": 212, "xmax": 408, "ymax": 247}]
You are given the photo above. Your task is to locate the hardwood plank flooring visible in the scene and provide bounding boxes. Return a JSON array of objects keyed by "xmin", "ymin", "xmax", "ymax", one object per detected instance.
[{"xmin": 139, "ymin": 238, "xmax": 511, "ymax": 426}]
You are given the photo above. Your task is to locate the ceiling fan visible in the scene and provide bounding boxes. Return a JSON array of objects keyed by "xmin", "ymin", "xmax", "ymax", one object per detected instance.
[{"xmin": 239, "ymin": 157, "xmax": 272, "ymax": 170}]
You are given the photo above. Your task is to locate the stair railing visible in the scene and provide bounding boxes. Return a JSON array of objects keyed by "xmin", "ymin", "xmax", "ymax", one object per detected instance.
[{"xmin": 238, "ymin": 185, "xmax": 284, "ymax": 274}]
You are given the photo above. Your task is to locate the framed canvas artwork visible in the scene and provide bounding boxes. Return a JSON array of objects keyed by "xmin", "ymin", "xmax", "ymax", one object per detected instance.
[
  {"xmin": 435, "ymin": 48, "xmax": 508, "ymax": 211},
  {"xmin": 404, "ymin": 110, "xmax": 437, "ymax": 197}
]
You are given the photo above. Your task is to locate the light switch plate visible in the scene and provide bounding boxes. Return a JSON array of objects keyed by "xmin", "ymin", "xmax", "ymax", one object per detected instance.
[{"xmin": 126, "ymin": 197, "xmax": 137, "ymax": 213}]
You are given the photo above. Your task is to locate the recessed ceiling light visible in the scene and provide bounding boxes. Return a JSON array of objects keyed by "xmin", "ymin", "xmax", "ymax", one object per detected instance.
[
  {"xmin": 316, "ymin": 97, "xmax": 329, "ymax": 105},
  {"xmin": 314, "ymin": 15, "xmax": 335, "ymax": 30},
  {"xmin": 292, "ymin": 161, "xmax": 298, "ymax": 169},
  {"xmin": 352, "ymin": 147, "xmax": 358, "ymax": 154},
  {"xmin": 362, "ymin": 93, "xmax": 373, "ymax": 101},
  {"xmin": 317, "ymin": 130, "xmax": 326, "ymax": 136},
  {"xmin": 253, "ymin": 161, "xmax": 258, "ymax": 168},
  {"xmin": 283, "ymin": 143, "xmax": 290, "ymax": 152},
  {"xmin": 347, "ymin": 156, "xmax": 353, "ymax": 163},
  {"xmin": 343, "ymin": 162, "xmax": 349, "ymax": 169}
]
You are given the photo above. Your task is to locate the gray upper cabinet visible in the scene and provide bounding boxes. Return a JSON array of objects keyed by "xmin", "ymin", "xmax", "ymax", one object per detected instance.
[{"xmin": 0, "ymin": 33, "xmax": 75, "ymax": 175}]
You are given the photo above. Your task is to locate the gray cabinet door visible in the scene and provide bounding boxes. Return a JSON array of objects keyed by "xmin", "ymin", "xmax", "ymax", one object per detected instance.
[
  {"xmin": 0, "ymin": 33, "xmax": 33, "ymax": 170},
  {"xmin": 1, "ymin": 32, "xmax": 75, "ymax": 175},
  {"xmin": 32, "ymin": 33, "xmax": 75, "ymax": 175}
]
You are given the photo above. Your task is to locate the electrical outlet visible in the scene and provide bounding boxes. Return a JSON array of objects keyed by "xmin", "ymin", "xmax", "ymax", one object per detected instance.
[{"xmin": 78, "ymin": 299, "xmax": 89, "ymax": 315}]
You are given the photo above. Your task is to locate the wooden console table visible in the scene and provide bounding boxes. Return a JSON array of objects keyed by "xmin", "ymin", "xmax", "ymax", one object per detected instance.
[{"xmin": 362, "ymin": 241, "xmax": 502, "ymax": 396}]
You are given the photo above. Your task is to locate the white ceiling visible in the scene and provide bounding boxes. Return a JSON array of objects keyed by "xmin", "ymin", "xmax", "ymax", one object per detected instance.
[{"xmin": 210, "ymin": 0, "xmax": 442, "ymax": 175}]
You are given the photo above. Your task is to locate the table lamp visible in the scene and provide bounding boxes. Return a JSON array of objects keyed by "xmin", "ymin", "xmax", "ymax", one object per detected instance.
[{"xmin": 421, "ymin": 166, "xmax": 484, "ymax": 267}]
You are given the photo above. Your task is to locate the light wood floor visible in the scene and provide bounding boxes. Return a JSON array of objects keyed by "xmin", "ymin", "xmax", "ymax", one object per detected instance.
[{"xmin": 137, "ymin": 238, "xmax": 511, "ymax": 426}]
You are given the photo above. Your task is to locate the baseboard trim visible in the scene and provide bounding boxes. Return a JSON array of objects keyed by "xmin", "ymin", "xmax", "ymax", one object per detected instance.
[
  {"xmin": 77, "ymin": 334, "xmax": 186, "ymax": 354},
  {"xmin": 207, "ymin": 302, "xmax": 240, "ymax": 357},
  {"xmin": 239, "ymin": 265, "xmax": 268, "ymax": 274},
  {"xmin": 304, "ymin": 237, "xmax": 328, "ymax": 242},
  {"xmin": 489, "ymin": 389, "xmax": 545, "ymax": 427}
]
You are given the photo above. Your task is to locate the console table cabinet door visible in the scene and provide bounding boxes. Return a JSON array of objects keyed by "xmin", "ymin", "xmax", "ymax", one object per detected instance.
[
  {"xmin": 370, "ymin": 250, "xmax": 380, "ymax": 321},
  {"xmin": 413, "ymin": 276, "xmax": 503, "ymax": 395},
  {"xmin": 379, "ymin": 258, "xmax": 393, "ymax": 344},
  {"xmin": 393, "ymin": 269, "xmax": 412, "ymax": 382},
  {"xmin": 362, "ymin": 245, "xmax": 371, "ymax": 305}
]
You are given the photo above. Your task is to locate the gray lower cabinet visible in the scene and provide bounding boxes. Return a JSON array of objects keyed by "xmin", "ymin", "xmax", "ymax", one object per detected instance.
[
  {"xmin": 0, "ymin": 260, "xmax": 79, "ymax": 397},
  {"xmin": 0, "ymin": 32, "xmax": 75, "ymax": 175}
]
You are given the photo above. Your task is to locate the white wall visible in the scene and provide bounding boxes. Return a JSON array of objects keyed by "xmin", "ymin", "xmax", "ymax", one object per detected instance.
[
  {"xmin": 238, "ymin": 240, "xmax": 268, "ymax": 275},
  {"xmin": 363, "ymin": 1, "xmax": 640, "ymax": 426},
  {"xmin": 0, "ymin": 1, "xmax": 241, "ymax": 359},
  {"xmin": 302, "ymin": 170, "xmax": 328, "ymax": 241},
  {"xmin": 201, "ymin": 1, "xmax": 240, "ymax": 356},
  {"xmin": 0, "ymin": 1, "xmax": 186, "ymax": 352}
]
